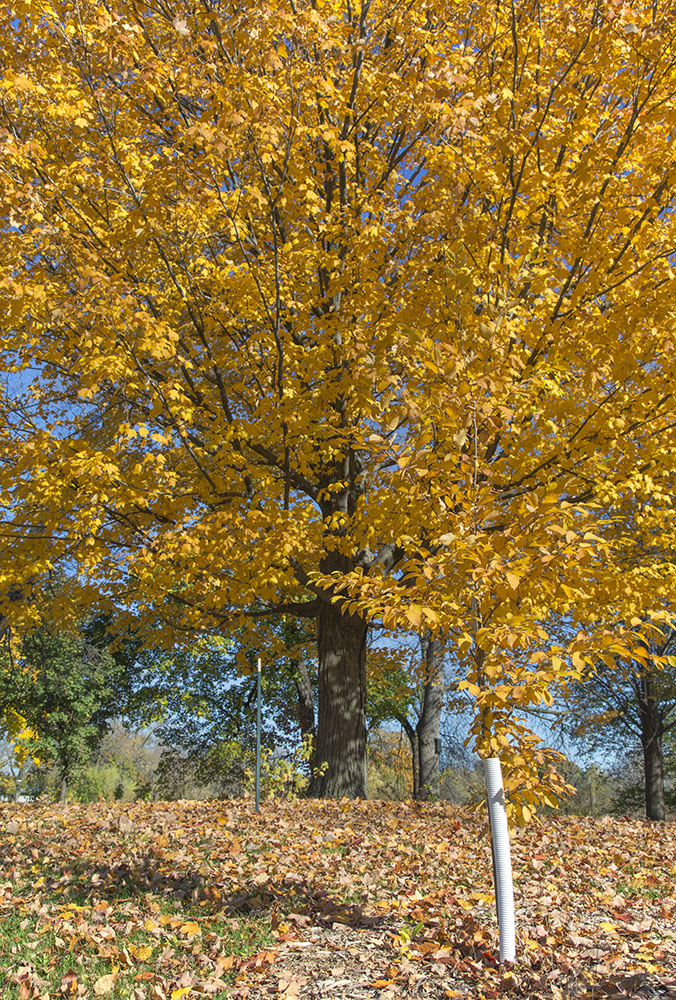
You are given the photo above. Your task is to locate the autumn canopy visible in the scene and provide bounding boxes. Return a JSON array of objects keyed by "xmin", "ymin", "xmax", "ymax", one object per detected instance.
[{"xmin": 2, "ymin": 0, "xmax": 676, "ymax": 804}]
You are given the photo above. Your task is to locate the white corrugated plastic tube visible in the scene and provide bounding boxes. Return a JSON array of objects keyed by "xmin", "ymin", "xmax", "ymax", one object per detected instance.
[{"xmin": 483, "ymin": 758, "xmax": 516, "ymax": 963}]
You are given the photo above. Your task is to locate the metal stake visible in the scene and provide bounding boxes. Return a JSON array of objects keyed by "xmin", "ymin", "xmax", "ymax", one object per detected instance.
[{"xmin": 255, "ymin": 656, "xmax": 261, "ymax": 813}]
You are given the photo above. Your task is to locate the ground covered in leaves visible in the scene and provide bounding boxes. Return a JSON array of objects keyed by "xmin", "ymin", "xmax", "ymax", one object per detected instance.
[{"xmin": 0, "ymin": 800, "xmax": 675, "ymax": 1000}]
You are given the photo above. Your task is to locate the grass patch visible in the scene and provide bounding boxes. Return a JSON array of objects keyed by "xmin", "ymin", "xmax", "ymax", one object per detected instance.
[
  {"xmin": 0, "ymin": 874, "xmax": 273, "ymax": 999},
  {"xmin": 614, "ymin": 879, "xmax": 670, "ymax": 900}
]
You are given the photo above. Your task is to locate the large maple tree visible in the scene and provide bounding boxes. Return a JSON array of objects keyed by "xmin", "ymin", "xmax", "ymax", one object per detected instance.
[{"xmin": 3, "ymin": 0, "xmax": 676, "ymax": 801}]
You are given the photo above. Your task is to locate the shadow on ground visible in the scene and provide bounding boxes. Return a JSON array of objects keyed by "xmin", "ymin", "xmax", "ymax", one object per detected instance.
[{"xmin": 31, "ymin": 856, "xmax": 383, "ymax": 929}]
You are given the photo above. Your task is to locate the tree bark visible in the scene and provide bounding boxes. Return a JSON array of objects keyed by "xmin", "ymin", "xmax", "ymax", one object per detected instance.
[
  {"xmin": 399, "ymin": 717, "xmax": 420, "ymax": 799},
  {"xmin": 293, "ymin": 657, "xmax": 316, "ymax": 780},
  {"xmin": 395, "ymin": 637, "xmax": 444, "ymax": 799},
  {"xmin": 293, "ymin": 659, "xmax": 316, "ymax": 743},
  {"xmin": 309, "ymin": 599, "xmax": 368, "ymax": 798},
  {"xmin": 416, "ymin": 635, "xmax": 444, "ymax": 799},
  {"xmin": 640, "ymin": 673, "xmax": 666, "ymax": 821},
  {"xmin": 642, "ymin": 731, "xmax": 666, "ymax": 821}
]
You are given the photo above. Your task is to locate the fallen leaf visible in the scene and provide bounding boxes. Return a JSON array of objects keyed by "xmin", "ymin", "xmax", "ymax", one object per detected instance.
[
  {"xmin": 130, "ymin": 944, "xmax": 153, "ymax": 960},
  {"xmin": 59, "ymin": 969, "xmax": 78, "ymax": 996},
  {"xmin": 93, "ymin": 974, "xmax": 117, "ymax": 996}
]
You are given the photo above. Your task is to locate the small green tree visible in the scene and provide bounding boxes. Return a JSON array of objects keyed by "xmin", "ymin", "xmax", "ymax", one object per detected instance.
[{"xmin": 0, "ymin": 617, "xmax": 128, "ymax": 800}]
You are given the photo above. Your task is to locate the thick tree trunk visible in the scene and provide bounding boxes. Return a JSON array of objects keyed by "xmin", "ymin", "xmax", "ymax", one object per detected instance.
[
  {"xmin": 309, "ymin": 600, "xmax": 368, "ymax": 798},
  {"xmin": 639, "ymin": 673, "xmax": 666, "ymax": 821},
  {"xmin": 416, "ymin": 635, "xmax": 444, "ymax": 799}
]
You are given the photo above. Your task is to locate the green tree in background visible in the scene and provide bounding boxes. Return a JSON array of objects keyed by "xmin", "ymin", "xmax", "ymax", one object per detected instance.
[
  {"xmin": 560, "ymin": 629, "xmax": 676, "ymax": 821},
  {"xmin": 134, "ymin": 619, "xmax": 318, "ymax": 797},
  {"xmin": 0, "ymin": 615, "xmax": 134, "ymax": 800}
]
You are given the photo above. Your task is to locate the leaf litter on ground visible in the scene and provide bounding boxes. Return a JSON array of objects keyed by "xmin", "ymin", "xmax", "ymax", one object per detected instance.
[{"xmin": 0, "ymin": 800, "xmax": 675, "ymax": 1000}]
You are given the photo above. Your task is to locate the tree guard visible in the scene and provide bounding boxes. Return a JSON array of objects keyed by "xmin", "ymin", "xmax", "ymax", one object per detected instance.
[{"xmin": 483, "ymin": 758, "xmax": 516, "ymax": 963}]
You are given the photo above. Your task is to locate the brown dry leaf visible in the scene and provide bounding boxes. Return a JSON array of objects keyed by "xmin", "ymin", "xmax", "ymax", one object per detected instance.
[
  {"xmin": 278, "ymin": 979, "xmax": 303, "ymax": 998},
  {"xmin": 93, "ymin": 974, "xmax": 117, "ymax": 996}
]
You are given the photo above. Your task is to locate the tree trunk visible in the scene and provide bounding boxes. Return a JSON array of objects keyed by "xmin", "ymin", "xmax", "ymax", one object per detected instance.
[
  {"xmin": 416, "ymin": 635, "xmax": 444, "ymax": 800},
  {"xmin": 640, "ymin": 673, "xmax": 666, "ymax": 821},
  {"xmin": 399, "ymin": 717, "xmax": 420, "ymax": 799},
  {"xmin": 309, "ymin": 600, "xmax": 368, "ymax": 798},
  {"xmin": 13, "ymin": 761, "xmax": 25, "ymax": 802},
  {"xmin": 59, "ymin": 776, "xmax": 68, "ymax": 803},
  {"xmin": 293, "ymin": 659, "xmax": 316, "ymax": 743},
  {"xmin": 589, "ymin": 767, "xmax": 595, "ymax": 816},
  {"xmin": 642, "ymin": 732, "xmax": 666, "ymax": 821},
  {"xmin": 294, "ymin": 658, "xmax": 316, "ymax": 780}
]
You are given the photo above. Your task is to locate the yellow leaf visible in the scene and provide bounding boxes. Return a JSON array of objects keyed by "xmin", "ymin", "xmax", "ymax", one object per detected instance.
[
  {"xmin": 457, "ymin": 633, "xmax": 473, "ymax": 655},
  {"xmin": 130, "ymin": 943, "xmax": 153, "ymax": 960},
  {"xmin": 179, "ymin": 921, "xmax": 200, "ymax": 937},
  {"xmin": 406, "ymin": 606, "xmax": 422, "ymax": 628}
]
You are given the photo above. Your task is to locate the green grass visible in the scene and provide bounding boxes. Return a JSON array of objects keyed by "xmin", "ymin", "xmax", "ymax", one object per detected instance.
[
  {"xmin": 614, "ymin": 879, "xmax": 669, "ymax": 900},
  {"xmin": 0, "ymin": 892, "xmax": 273, "ymax": 1000}
]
